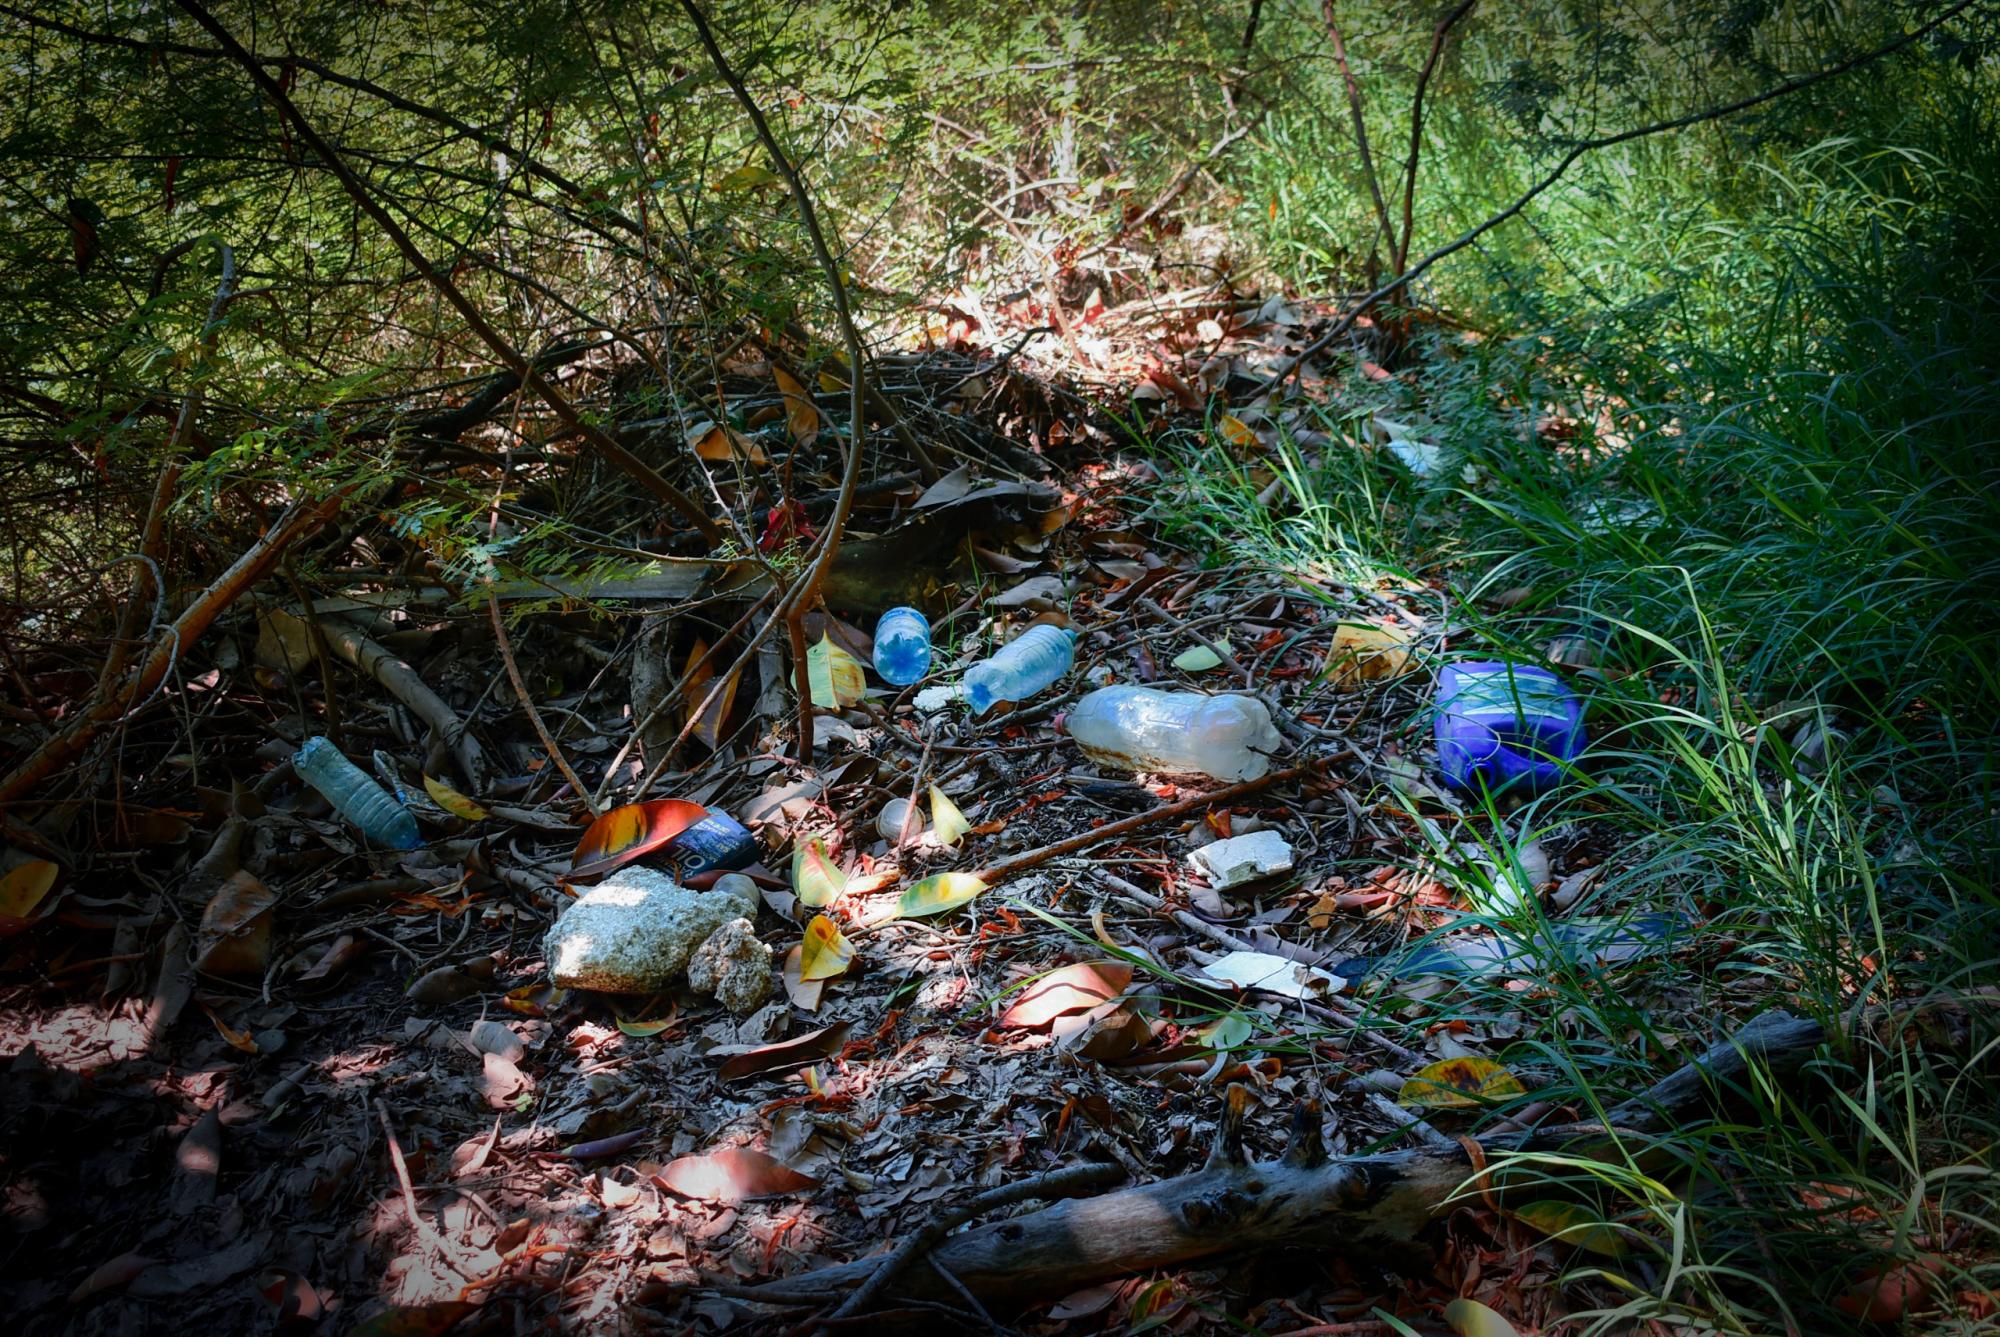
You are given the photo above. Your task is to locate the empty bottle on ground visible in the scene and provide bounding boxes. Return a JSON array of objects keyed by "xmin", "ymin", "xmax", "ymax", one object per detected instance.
[
  {"xmin": 1433, "ymin": 662, "xmax": 1584, "ymax": 793},
  {"xmin": 293, "ymin": 736, "xmax": 422, "ymax": 849},
  {"xmin": 872, "ymin": 606, "xmax": 932, "ymax": 686},
  {"xmin": 961, "ymin": 624, "xmax": 1076, "ymax": 713},
  {"xmin": 1066, "ymin": 686, "xmax": 1282, "ymax": 781}
]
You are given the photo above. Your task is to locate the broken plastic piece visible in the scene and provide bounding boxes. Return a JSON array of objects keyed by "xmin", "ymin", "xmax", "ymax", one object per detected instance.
[{"xmin": 1188, "ymin": 830, "xmax": 1295, "ymax": 890}]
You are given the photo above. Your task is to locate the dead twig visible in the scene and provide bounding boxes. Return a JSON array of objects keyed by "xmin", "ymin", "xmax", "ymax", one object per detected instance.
[
  {"xmin": 819, "ymin": 1162, "xmax": 1124, "ymax": 1326},
  {"xmin": 488, "ymin": 594, "xmax": 596, "ymax": 815}
]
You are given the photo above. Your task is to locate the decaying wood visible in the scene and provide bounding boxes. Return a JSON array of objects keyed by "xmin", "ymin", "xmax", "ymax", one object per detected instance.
[
  {"xmin": 313, "ymin": 614, "xmax": 487, "ymax": 788},
  {"xmin": 740, "ymin": 1011, "xmax": 1828, "ymax": 1309}
]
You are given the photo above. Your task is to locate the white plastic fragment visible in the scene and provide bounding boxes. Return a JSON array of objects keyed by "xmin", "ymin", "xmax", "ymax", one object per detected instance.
[
  {"xmin": 1188, "ymin": 830, "xmax": 1295, "ymax": 890},
  {"xmin": 1199, "ymin": 950, "xmax": 1345, "ymax": 999},
  {"xmin": 913, "ymin": 684, "xmax": 960, "ymax": 714}
]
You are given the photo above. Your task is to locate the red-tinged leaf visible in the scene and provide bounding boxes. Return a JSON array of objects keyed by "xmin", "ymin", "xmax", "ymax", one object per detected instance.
[
  {"xmin": 714, "ymin": 1021, "xmax": 852, "ymax": 1083},
  {"xmin": 570, "ymin": 799, "xmax": 708, "ymax": 881},
  {"xmin": 68, "ymin": 1250, "xmax": 155, "ymax": 1304},
  {"xmin": 200, "ymin": 1002, "xmax": 259, "ymax": 1053},
  {"xmin": 1399, "ymin": 1057, "xmax": 1526, "ymax": 1110},
  {"xmin": 1001, "ymin": 962, "xmax": 1134, "ymax": 1029},
  {"xmin": 346, "ymin": 1300, "xmax": 479, "ymax": 1337},
  {"xmin": 654, "ymin": 1147, "xmax": 818, "ymax": 1202},
  {"xmin": 1837, "ymin": 1256, "xmax": 1946, "ymax": 1322},
  {"xmin": 257, "ymin": 1268, "xmax": 325, "ymax": 1323}
]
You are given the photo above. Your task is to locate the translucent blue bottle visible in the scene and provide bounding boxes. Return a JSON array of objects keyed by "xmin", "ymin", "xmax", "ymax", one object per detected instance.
[
  {"xmin": 962, "ymin": 625, "xmax": 1077, "ymax": 713},
  {"xmin": 1433, "ymin": 662, "xmax": 1585, "ymax": 794},
  {"xmin": 872, "ymin": 606, "xmax": 932, "ymax": 686},
  {"xmin": 293, "ymin": 736, "xmax": 422, "ymax": 849}
]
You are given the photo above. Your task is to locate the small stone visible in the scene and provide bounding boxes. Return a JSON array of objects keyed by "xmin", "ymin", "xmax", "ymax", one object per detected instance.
[
  {"xmin": 686, "ymin": 918, "xmax": 773, "ymax": 1014},
  {"xmin": 544, "ymin": 869, "xmax": 759, "ymax": 994},
  {"xmin": 1188, "ymin": 830, "xmax": 1295, "ymax": 891}
]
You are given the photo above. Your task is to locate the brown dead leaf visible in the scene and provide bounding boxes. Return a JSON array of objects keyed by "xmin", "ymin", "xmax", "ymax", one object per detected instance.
[
  {"xmin": 782, "ymin": 944, "xmax": 824, "ymax": 1012},
  {"xmin": 68, "ymin": 1250, "xmax": 156, "ymax": 1305},
  {"xmin": 654, "ymin": 1147, "xmax": 818, "ymax": 1202},
  {"xmin": 1000, "ymin": 962, "xmax": 1133, "ymax": 1029},
  {"xmin": 773, "ymin": 366, "xmax": 820, "ymax": 447},
  {"xmin": 714, "ymin": 1021, "xmax": 851, "ymax": 1082},
  {"xmin": 195, "ymin": 870, "xmax": 275, "ymax": 975}
]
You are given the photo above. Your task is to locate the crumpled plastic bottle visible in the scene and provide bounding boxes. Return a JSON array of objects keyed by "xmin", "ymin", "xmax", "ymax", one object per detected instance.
[
  {"xmin": 1065, "ymin": 686, "xmax": 1282, "ymax": 781},
  {"xmin": 293, "ymin": 736, "xmax": 422, "ymax": 848}
]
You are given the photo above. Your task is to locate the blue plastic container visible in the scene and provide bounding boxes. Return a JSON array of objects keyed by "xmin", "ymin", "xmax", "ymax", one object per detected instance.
[
  {"xmin": 666, "ymin": 812, "xmax": 760, "ymax": 877},
  {"xmin": 1433, "ymin": 662, "xmax": 1584, "ymax": 793},
  {"xmin": 872, "ymin": 607, "xmax": 933, "ymax": 686}
]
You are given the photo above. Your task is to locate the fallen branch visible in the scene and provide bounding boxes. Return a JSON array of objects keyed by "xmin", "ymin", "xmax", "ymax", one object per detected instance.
[
  {"xmin": 743, "ymin": 1011, "xmax": 1830, "ymax": 1309},
  {"xmin": 0, "ymin": 494, "xmax": 341, "ymax": 807},
  {"xmin": 973, "ymin": 763, "xmax": 1314, "ymax": 884},
  {"xmin": 313, "ymin": 614, "xmax": 488, "ymax": 789}
]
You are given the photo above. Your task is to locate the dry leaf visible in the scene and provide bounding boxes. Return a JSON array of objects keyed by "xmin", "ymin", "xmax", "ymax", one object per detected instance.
[
  {"xmin": 1399, "ymin": 1056, "xmax": 1526, "ymax": 1109},
  {"xmin": 656, "ymin": 1146, "xmax": 818, "ymax": 1202},
  {"xmin": 715, "ymin": 1021, "xmax": 852, "ymax": 1082},
  {"xmin": 1217, "ymin": 414, "xmax": 1259, "ymax": 450},
  {"xmin": 773, "ymin": 366, "xmax": 820, "ymax": 447},
  {"xmin": 1442, "ymin": 1297, "xmax": 1521, "ymax": 1337},
  {"xmin": 1000, "ymin": 962, "xmax": 1133, "ymax": 1029},
  {"xmin": 687, "ymin": 420, "xmax": 768, "ymax": 465},
  {"xmin": 1172, "ymin": 639, "xmax": 1231, "ymax": 672},
  {"xmin": 1322, "ymin": 621, "xmax": 1413, "ymax": 687},
  {"xmin": 570, "ymin": 799, "xmax": 708, "ymax": 881},
  {"xmin": 423, "ymin": 775, "xmax": 488, "ymax": 821},
  {"xmin": 1512, "ymin": 1200, "xmax": 1632, "ymax": 1256},
  {"xmin": 195, "ymin": 871, "xmax": 276, "ymax": 975},
  {"xmin": 798, "ymin": 914, "xmax": 854, "ymax": 981},
  {"xmin": 782, "ymin": 944, "xmax": 824, "ymax": 1012},
  {"xmin": 0, "ymin": 858, "xmax": 59, "ymax": 931},
  {"xmin": 684, "ymin": 639, "xmax": 740, "ymax": 750}
]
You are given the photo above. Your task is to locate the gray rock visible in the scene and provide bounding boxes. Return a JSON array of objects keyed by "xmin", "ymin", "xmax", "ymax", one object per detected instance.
[
  {"xmin": 544, "ymin": 869, "xmax": 759, "ymax": 994},
  {"xmin": 686, "ymin": 917, "xmax": 774, "ymax": 1014}
]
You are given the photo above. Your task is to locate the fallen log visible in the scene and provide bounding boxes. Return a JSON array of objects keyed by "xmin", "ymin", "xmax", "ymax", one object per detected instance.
[{"xmin": 740, "ymin": 1010, "xmax": 1828, "ymax": 1308}]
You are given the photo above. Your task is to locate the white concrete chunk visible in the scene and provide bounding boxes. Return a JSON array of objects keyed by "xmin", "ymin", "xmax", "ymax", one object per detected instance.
[{"xmin": 544, "ymin": 867, "xmax": 759, "ymax": 994}]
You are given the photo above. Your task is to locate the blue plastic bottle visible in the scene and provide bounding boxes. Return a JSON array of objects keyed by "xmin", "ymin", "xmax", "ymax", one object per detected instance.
[
  {"xmin": 962, "ymin": 625, "xmax": 1077, "ymax": 713},
  {"xmin": 872, "ymin": 607, "xmax": 933, "ymax": 686},
  {"xmin": 1433, "ymin": 662, "xmax": 1584, "ymax": 794},
  {"xmin": 293, "ymin": 736, "xmax": 423, "ymax": 849}
]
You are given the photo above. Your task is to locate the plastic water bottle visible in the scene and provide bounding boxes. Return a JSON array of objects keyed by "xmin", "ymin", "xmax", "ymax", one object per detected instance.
[
  {"xmin": 1066, "ymin": 687, "xmax": 1282, "ymax": 781},
  {"xmin": 961, "ymin": 625, "xmax": 1076, "ymax": 713},
  {"xmin": 293, "ymin": 736, "xmax": 422, "ymax": 849},
  {"xmin": 872, "ymin": 607, "xmax": 932, "ymax": 686},
  {"xmin": 1433, "ymin": 662, "xmax": 1584, "ymax": 793},
  {"xmin": 665, "ymin": 812, "xmax": 759, "ymax": 877}
]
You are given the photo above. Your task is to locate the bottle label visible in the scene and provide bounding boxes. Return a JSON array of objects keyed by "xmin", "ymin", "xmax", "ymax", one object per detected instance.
[{"xmin": 666, "ymin": 814, "xmax": 759, "ymax": 875}]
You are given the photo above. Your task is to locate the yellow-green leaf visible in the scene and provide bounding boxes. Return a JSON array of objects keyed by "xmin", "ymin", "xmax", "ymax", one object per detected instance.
[
  {"xmin": 0, "ymin": 859, "xmax": 58, "ymax": 923},
  {"xmin": 1513, "ymin": 1200, "xmax": 1633, "ymax": 1257},
  {"xmin": 893, "ymin": 871, "xmax": 987, "ymax": 919},
  {"xmin": 792, "ymin": 837, "xmax": 847, "ymax": 908},
  {"xmin": 806, "ymin": 634, "xmax": 865, "ymax": 709},
  {"xmin": 1443, "ymin": 1297, "xmax": 1521, "ymax": 1337},
  {"xmin": 1171, "ymin": 639, "xmax": 1231, "ymax": 673},
  {"xmin": 798, "ymin": 914, "xmax": 855, "ymax": 981},
  {"xmin": 1195, "ymin": 1012, "xmax": 1253, "ymax": 1051},
  {"xmin": 928, "ymin": 784, "xmax": 969, "ymax": 847},
  {"xmin": 616, "ymin": 1014, "xmax": 678, "ymax": 1038},
  {"xmin": 1398, "ymin": 1056, "xmax": 1526, "ymax": 1110},
  {"xmin": 711, "ymin": 163, "xmax": 779, "ymax": 192},
  {"xmin": 423, "ymin": 775, "xmax": 488, "ymax": 821}
]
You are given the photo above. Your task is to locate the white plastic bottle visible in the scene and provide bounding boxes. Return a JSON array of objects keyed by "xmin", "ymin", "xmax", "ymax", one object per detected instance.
[{"xmin": 1065, "ymin": 687, "xmax": 1282, "ymax": 782}]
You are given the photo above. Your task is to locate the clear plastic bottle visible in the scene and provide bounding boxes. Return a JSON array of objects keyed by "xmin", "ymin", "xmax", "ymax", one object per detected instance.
[
  {"xmin": 872, "ymin": 607, "xmax": 932, "ymax": 686},
  {"xmin": 961, "ymin": 624, "xmax": 1076, "ymax": 713},
  {"xmin": 1066, "ymin": 687, "xmax": 1282, "ymax": 782},
  {"xmin": 293, "ymin": 736, "xmax": 422, "ymax": 849}
]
